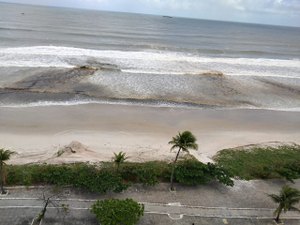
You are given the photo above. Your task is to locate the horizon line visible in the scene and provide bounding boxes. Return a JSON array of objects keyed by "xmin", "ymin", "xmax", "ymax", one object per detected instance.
[{"xmin": 1, "ymin": 1, "xmax": 300, "ymax": 29}]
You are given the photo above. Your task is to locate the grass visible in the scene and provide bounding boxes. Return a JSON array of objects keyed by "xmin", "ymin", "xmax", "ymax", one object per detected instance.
[{"xmin": 213, "ymin": 145, "xmax": 300, "ymax": 180}]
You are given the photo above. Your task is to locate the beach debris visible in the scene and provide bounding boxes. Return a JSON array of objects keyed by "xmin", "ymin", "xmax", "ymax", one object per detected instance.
[
  {"xmin": 222, "ymin": 218, "xmax": 229, "ymax": 224},
  {"xmin": 76, "ymin": 65, "xmax": 98, "ymax": 70},
  {"xmin": 76, "ymin": 59, "xmax": 120, "ymax": 71},
  {"xmin": 201, "ymin": 70, "xmax": 224, "ymax": 77}
]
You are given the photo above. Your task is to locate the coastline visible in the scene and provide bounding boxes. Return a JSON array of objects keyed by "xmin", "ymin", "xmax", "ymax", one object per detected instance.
[{"xmin": 0, "ymin": 104, "xmax": 299, "ymax": 164}]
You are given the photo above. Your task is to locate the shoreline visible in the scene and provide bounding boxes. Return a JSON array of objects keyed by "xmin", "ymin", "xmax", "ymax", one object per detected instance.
[{"xmin": 0, "ymin": 104, "xmax": 299, "ymax": 164}]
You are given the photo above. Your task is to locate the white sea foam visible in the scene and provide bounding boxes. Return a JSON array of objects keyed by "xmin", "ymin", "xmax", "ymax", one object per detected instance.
[
  {"xmin": 233, "ymin": 106, "xmax": 300, "ymax": 112},
  {"xmin": 1, "ymin": 46, "xmax": 300, "ymax": 67},
  {"xmin": 1, "ymin": 99, "xmax": 300, "ymax": 112},
  {"xmin": 121, "ymin": 69, "xmax": 300, "ymax": 79},
  {"xmin": 0, "ymin": 100, "xmax": 96, "ymax": 108},
  {"xmin": 0, "ymin": 99, "xmax": 184, "ymax": 109},
  {"xmin": 0, "ymin": 46, "xmax": 300, "ymax": 78}
]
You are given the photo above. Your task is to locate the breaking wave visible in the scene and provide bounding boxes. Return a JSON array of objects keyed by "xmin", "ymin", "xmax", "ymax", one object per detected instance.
[
  {"xmin": 0, "ymin": 46, "xmax": 300, "ymax": 78},
  {"xmin": 0, "ymin": 98, "xmax": 202, "ymax": 109}
]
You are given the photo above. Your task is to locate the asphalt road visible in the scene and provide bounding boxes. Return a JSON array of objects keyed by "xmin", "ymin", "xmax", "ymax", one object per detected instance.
[{"xmin": 0, "ymin": 180, "xmax": 300, "ymax": 225}]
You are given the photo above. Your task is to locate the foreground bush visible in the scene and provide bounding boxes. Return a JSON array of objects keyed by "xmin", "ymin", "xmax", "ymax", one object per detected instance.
[
  {"xmin": 174, "ymin": 160, "xmax": 234, "ymax": 186},
  {"xmin": 213, "ymin": 145, "xmax": 300, "ymax": 181},
  {"xmin": 91, "ymin": 199, "xmax": 144, "ymax": 225}
]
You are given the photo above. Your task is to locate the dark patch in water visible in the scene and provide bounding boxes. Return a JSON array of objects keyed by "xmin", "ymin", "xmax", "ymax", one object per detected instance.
[
  {"xmin": 4, "ymin": 67, "xmax": 96, "ymax": 91},
  {"xmin": 258, "ymin": 78, "xmax": 300, "ymax": 94}
]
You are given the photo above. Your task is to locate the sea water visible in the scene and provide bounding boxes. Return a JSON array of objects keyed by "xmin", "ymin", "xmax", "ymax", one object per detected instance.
[{"xmin": 0, "ymin": 2, "xmax": 299, "ymax": 110}]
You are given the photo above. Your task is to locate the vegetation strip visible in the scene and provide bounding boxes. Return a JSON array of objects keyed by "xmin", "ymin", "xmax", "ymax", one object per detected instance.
[
  {"xmin": 213, "ymin": 144, "xmax": 300, "ymax": 181},
  {"xmin": 1, "ymin": 139, "xmax": 300, "ymax": 224},
  {"xmin": 5, "ymin": 160, "xmax": 234, "ymax": 194}
]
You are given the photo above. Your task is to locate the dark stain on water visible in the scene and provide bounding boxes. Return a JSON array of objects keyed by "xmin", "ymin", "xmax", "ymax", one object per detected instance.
[{"xmin": 7, "ymin": 68, "xmax": 97, "ymax": 91}]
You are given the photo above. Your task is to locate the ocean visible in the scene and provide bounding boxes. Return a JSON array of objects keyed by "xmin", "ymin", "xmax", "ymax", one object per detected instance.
[{"xmin": 0, "ymin": 2, "xmax": 300, "ymax": 110}]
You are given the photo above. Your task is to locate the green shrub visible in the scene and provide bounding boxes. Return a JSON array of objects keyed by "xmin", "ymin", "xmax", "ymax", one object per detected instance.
[
  {"xmin": 120, "ymin": 162, "xmax": 169, "ymax": 186},
  {"xmin": 174, "ymin": 160, "xmax": 233, "ymax": 186},
  {"xmin": 276, "ymin": 161, "xmax": 300, "ymax": 183},
  {"xmin": 206, "ymin": 163, "xmax": 234, "ymax": 186},
  {"xmin": 86, "ymin": 169, "xmax": 128, "ymax": 193},
  {"xmin": 7, "ymin": 163, "xmax": 128, "ymax": 193},
  {"xmin": 37, "ymin": 165, "xmax": 73, "ymax": 185},
  {"xmin": 131, "ymin": 163, "xmax": 159, "ymax": 186},
  {"xmin": 91, "ymin": 199, "xmax": 144, "ymax": 225},
  {"xmin": 6, "ymin": 165, "xmax": 27, "ymax": 185},
  {"xmin": 174, "ymin": 160, "xmax": 212, "ymax": 185},
  {"xmin": 6, "ymin": 158, "xmax": 235, "ymax": 192}
]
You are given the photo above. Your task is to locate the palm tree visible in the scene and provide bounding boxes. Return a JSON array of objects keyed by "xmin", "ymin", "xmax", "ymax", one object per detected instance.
[
  {"xmin": 268, "ymin": 185, "xmax": 300, "ymax": 223},
  {"xmin": 0, "ymin": 149, "xmax": 15, "ymax": 194},
  {"xmin": 168, "ymin": 131, "xmax": 198, "ymax": 190},
  {"xmin": 113, "ymin": 151, "xmax": 128, "ymax": 171}
]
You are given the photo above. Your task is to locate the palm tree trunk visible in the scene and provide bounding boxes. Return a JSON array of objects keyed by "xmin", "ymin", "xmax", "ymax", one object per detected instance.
[
  {"xmin": 170, "ymin": 148, "xmax": 181, "ymax": 191},
  {"xmin": 0, "ymin": 162, "xmax": 4, "ymax": 194},
  {"xmin": 275, "ymin": 207, "xmax": 282, "ymax": 223}
]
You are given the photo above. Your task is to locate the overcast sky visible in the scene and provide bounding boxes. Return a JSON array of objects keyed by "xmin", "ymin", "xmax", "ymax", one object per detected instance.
[{"xmin": 2, "ymin": 0, "xmax": 300, "ymax": 27}]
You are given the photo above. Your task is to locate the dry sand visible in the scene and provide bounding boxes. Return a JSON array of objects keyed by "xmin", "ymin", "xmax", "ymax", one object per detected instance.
[{"xmin": 0, "ymin": 104, "xmax": 299, "ymax": 164}]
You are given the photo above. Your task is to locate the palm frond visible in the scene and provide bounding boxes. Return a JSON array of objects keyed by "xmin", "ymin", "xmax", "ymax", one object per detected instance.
[
  {"xmin": 268, "ymin": 194, "xmax": 281, "ymax": 203},
  {"xmin": 0, "ymin": 149, "xmax": 16, "ymax": 161},
  {"xmin": 268, "ymin": 185, "xmax": 300, "ymax": 221},
  {"xmin": 181, "ymin": 147, "xmax": 190, "ymax": 153},
  {"xmin": 288, "ymin": 198, "xmax": 300, "ymax": 205},
  {"xmin": 289, "ymin": 206, "xmax": 300, "ymax": 212},
  {"xmin": 168, "ymin": 130, "xmax": 198, "ymax": 153},
  {"xmin": 170, "ymin": 144, "xmax": 180, "ymax": 152},
  {"xmin": 113, "ymin": 151, "xmax": 128, "ymax": 164}
]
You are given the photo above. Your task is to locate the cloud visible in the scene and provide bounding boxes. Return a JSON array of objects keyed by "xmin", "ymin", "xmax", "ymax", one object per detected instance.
[
  {"xmin": 2, "ymin": 0, "xmax": 300, "ymax": 26},
  {"xmin": 141, "ymin": 0, "xmax": 300, "ymax": 14},
  {"xmin": 217, "ymin": 0, "xmax": 300, "ymax": 14},
  {"xmin": 4, "ymin": 0, "xmax": 300, "ymax": 14}
]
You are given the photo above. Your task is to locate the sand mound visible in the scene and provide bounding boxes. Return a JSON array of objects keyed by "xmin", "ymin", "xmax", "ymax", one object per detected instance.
[
  {"xmin": 41, "ymin": 141, "xmax": 101, "ymax": 164},
  {"xmin": 56, "ymin": 141, "xmax": 92, "ymax": 157}
]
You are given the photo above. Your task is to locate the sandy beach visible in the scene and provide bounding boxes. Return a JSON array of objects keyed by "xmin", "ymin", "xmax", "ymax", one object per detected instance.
[{"xmin": 0, "ymin": 104, "xmax": 299, "ymax": 164}]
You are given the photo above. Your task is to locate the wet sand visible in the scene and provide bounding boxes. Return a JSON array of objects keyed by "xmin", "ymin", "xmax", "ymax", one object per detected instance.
[{"xmin": 0, "ymin": 104, "xmax": 299, "ymax": 164}]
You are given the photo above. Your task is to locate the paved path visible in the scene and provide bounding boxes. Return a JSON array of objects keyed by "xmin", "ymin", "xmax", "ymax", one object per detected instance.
[
  {"xmin": 1, "ymin": 181, "xmax": 300, "ymax": 224},
  {"xmin": 1, "ymin": 197, "xmax": 299, "ymax": 220}
]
